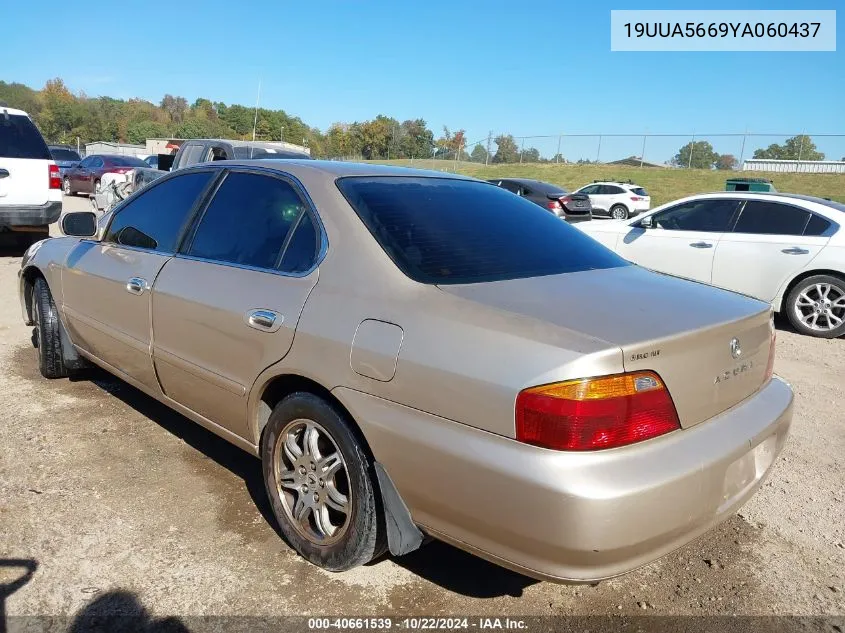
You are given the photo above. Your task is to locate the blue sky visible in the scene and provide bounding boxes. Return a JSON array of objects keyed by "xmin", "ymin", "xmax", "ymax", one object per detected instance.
[{"xmin": 2, "ymin": 0, "xmax": 843, "ymax": 161}]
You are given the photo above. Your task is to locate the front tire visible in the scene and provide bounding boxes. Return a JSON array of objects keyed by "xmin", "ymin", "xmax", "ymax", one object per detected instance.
[
  {"xmin": 610, "ymin": 204, "xmax": 629, "ymax": 220},
  {"xmin": 32, "ymin": 277, "xmax": 70, "ymax": 378},
  {"xmin": 786, "ymin": 274, "xmax": 845, "ymax": 338},
  {"xmin": 261, "ymin": 392, "xmax": 385, "ymax": 571}
]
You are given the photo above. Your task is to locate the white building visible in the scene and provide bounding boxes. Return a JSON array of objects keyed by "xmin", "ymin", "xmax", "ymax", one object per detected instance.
[
  {"xmin": 84, "ymin": 141, "xmax": 147, "ymax": 158},
  {"xmin": 742, "ymin": 159, "xmax": 845, "ymax": 174}
]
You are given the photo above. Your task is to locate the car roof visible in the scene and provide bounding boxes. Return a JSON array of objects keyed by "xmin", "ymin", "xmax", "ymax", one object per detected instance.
[
  {"xmin": 0, "ymin": 106, "xmax": 30, "ymax": 117},
  {"xmin": 692, "ymin": 191, "xmax": 845, "ymax": 212},
  {"xmin": 590, "ymin": 181, "xmax": 641, "ymax": 187},
  {"xmin": 194, "ymin": 159, "xmax": 478, "ymax": 181}
]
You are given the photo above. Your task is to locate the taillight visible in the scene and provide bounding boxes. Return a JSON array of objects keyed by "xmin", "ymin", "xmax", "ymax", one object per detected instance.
[
  {"xmin": 516, "ymin": 371, "xmax": 680, "ymax": 451},
  {"xmin": 546, "ymin": 200, "xmax": 562, "ymax": 210},
  {"xmin": 560, "ymin": 195, "xmax": 573, "ymax": 204},
  {"xmin": 112, "ymin": 167, "xmax": 131, "ymax": 174},
  {"xmin": 48, "ymin": 164, "xmax": 61, "ymax": 189},
  {"xmin": 630, "ymin": 196, "xmax": 643, "ymax": 201}
]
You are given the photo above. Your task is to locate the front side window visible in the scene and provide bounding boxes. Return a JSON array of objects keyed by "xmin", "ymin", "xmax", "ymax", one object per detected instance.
[
  {"xmin": 336, "ymin": 176, "xmax": 627, "ymax": 285},
  {"xmin": 732, "ymin": 201, "xmax": 810, "ymax": 236},
  {"xmin": 651, "ymin": 199, "xmax": 740, "ymax": 232},
  {"xmin": 78, "ymin": 156, "xmax": 94, "ymax": 168},
  {"xmin": 578, "ymin": 184, "xmax": 600, "ymax": 195},
  {"xmin": 187, "ymin": 171, "xmax": 315, "ymax": 272},
  {"xmin": 104, "ymin": 171, "xmax": 214, "ymax": 252}
]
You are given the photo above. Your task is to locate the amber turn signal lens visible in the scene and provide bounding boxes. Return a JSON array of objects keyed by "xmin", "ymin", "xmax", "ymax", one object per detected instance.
[{"xmin": 516, "ymin": 371, "xmax": 680, "ymax": 451}]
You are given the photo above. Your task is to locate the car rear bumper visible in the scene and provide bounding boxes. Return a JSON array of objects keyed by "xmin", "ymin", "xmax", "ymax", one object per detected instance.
[
  {"xmin": 335, "ymin": 376, "xmax": 792, "ymax": 583},
  {"xmin": 0, "ymin": 201, "xmax": 62, "ymax": 228},
  {"xmin": 562, "ymin": 213, "xmax": 592, "ymax": 224}
]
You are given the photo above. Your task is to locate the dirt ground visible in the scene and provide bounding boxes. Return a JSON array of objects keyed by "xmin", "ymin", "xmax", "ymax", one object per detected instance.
[{"xmin": 1, "ymin": 196, "xmax": 843, "ymax": 623}]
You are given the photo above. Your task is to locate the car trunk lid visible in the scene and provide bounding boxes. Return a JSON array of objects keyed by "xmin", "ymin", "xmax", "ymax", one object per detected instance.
[{"xmin": 438, "ymin": 265, "xmax": 773, "ymax": 429}]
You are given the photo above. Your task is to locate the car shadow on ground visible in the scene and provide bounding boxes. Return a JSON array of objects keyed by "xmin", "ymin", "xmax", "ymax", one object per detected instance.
[
  {"xmin": 65, "ymin": 590, "xmax": 189, "ymax": 633},
  {"xmin": 70, "ymin": 367, "xmax": 538, "ymax": 598}
]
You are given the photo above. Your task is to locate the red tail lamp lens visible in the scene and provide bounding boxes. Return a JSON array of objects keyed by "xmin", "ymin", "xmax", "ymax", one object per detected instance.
[{"xmin": 516, "ymin": 371, "xmax": 680, "ymax": 451}]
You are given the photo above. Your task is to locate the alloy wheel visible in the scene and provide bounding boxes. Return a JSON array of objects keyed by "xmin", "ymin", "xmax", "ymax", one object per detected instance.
[
  {"xmin": 793, "ymin": 282, "xmax": 845, "ymax": 332},
  {"xmin": 273, "ymin": 418, "xmax": 352, "ymax": 545}
]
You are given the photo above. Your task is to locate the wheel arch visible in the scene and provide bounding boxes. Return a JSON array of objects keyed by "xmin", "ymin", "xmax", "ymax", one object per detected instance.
[
  {"xmin": 20, "ymin": 265, "xmax": 45, "ymax": 325},
  {"xmin": 776, "ymin": 268, "xmax": 845, "ymax": 312},
  {"xmin": 252, "ymin": 372, "xmax": 425, "ymax": 556}
]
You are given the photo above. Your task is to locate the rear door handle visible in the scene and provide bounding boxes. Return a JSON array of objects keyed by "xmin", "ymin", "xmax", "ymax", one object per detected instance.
[
  {"xmin": 782, "ymin": 247, "xmax": 809, "ymax": 255},
  {"xmin": 689, "ymin": 241, "xmax": 713, "ymax": 249},
  {"xmin": 246, "ymin": 309, "xmax": 283, "ymax": 332},
  {"xmin": 126, "ymin": 277, "xmax": 148, "ymax": 295}
]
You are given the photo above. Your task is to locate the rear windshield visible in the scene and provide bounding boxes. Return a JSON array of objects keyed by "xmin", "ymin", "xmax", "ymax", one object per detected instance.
[
  {"xmin": 536, "ymin": 182, "xmax": 568, "ymax": 196},
  {"xmin": 0, "ymin": 114, "xmax": 50, "ymax": 159},
  {"xmin": 336, "ymin": 176, "xmax": 628, "ymax": 284},
  {"xmin": 112, "ymin": 156, "xmax": 147, "ymax": 167},
  {"xmin": 632, "ymin": 187, "xmax": 648, "ymax": 197},
  {"xmin": 50, "ymin": 148, "xmax": 80, "ymax": 161},
  {"xmin": 232, "ymin": 146, "xmax": 311, "ymax": 160}
]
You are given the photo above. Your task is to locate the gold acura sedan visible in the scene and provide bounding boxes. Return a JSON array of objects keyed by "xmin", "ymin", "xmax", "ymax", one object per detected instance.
[{"xmin": 19, "ymin": 161, "xmax": 792, "ymax": 582}]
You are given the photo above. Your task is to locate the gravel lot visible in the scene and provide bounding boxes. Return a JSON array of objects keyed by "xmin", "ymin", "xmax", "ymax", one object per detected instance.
[{"xmin": 0, "ymin": 196, "xmax": 843, "ymax": 624}]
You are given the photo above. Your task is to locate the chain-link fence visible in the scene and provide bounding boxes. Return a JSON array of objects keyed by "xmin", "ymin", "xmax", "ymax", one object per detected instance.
[{"xmin": 346, "ymin": 133, "xmax": 845, "ymax": 171}]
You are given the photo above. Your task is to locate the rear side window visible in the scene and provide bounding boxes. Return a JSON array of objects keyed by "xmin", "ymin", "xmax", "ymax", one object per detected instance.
[
  {"xmin": 0, "ymin": 114, "xmax": 50, "ymax": 159},
  {"xmin": 632, "ymin": 187, "xmax": 648, "ymax": 197},
  {"xmin": 652, "ymin": 199, "xmax": 740, "ymax": 232},
  {"xmin": 336, "ymin": 176, "xmax": 627, "ymax": 284},
  {"xmin": 112, "ymin": 156, "xmax": 147, "ymax": 167},
  {"xmin": 601, "ymin": 185, "xmax": 625, "ymax": 195},
  {"xmin": 105, "ymin": 171, "xmax": 214, "ymax": 252},
  {"xmin": 187, "ymin": 172, "xmax": 312, "ymax": 271},
  {"xmin": 733, "ymin": 201, "xmax": 810, "ymax": 236},
  {"xmin": 804, "ymin": 214, "xmax": 831, "ymax": 236}
]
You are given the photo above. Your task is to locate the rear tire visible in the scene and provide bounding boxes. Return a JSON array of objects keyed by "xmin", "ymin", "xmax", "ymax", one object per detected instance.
[
  {"xmin": 32, "ymin": 277, "xmax": 70, "ymax": 378},
  {"xmin": 261, "ymin": 393, "xmax": 386, "ymax": 571},
  {"xmin": 785, "ymin": 274, "xmax": 845, "ymax": 339},
  {"xmin": 610, "ymin": 204, "xmax": 629, "ymax": 220}
]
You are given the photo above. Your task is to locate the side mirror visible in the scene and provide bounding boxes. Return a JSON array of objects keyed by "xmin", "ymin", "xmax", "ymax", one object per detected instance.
[
  {"xmin": 61, "ymin": 211, "xmax": 97, "ymax": 237},
  {"xmin": 640, "ymin": 215, "xmax": 653, "ymax": 229}
]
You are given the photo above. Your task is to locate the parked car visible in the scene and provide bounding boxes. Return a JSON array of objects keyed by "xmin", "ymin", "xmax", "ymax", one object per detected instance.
[
  {"xmin": 576, "ymin": 191, "xmax": 845, "ymax": 338},
  {"xmin": 62, "ymin": 154, "xmax": 148, "ymax": 196},
  {"xmin": 0, "ymin": 105, "xmax": 62, "ymax": 246},
  {"xmin": 573, "ymin": 180, "xmax": 650, "ymax": 219},
  {"xmin": 21, "ymin": 161, "xmax": 791, "ymax": 582},
  {"xmin": 48, "ymin": 145, "xmax": 81, "ymax": 179},
  {"xmin": 170, "ymin": 139, "xmax": 312, "ymax": 171},
  {"xmin": 143, "ymin": 155, "xmax": 159, "ymax": 170},
  {"xmin": 487, "ymin": 178, "xmax": 592, "ymax": 222}
]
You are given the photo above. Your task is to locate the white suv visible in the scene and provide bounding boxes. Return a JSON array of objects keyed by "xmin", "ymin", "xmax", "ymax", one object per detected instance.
[
  {"xmin": 573, "ymin": 181, "xmax": 650, "ymax": 220},
  {"xmin": 0, "ymin": 105, "xmax": 62, "ymax": 246}
]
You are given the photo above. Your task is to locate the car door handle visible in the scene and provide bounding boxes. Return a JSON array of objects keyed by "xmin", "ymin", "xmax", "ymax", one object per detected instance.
[
  {"xmin": 246, "ymin": 309, "xmax": 283, "ymax": 332},
  {"xmin": 126, "ymin": 277, "xmax": 148, "ymax": 295},
  {"xmin": 689, "ymin": 241, "xmax": 713, "ymax": 249},
  {"xmin": 0, "ymin": 169, "xmax": 9, "ymax": 179},
  {"xmin": 782, "ymin": 247, "xmax": 809, "ymax": 255}
]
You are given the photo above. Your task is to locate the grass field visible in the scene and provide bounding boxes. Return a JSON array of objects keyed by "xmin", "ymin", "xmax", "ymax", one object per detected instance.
[{"xmin": 367, "ymin": 160, "xmax": 845, "ymax": 207}]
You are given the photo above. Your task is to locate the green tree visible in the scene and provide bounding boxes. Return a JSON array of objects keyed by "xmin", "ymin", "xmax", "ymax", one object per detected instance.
[
  {"xmin": 753, "ymin": 135, "xmax": 824, "ymax": 161},
  {"xmin": 673, "ymin": 140, "xmax": 719, "ymax": 169},
  {"xmin": 398, "ymin": 119, "xmax": 434, "ymax": 159},
  {"xmin": 492, "ymin": 135, "xmax": 519, "ymax": 163},
  {"xmin": 127, "ymin": 120, "xmax": 169, "ymax": 144},
  {"xmin": 470, "ymin": 144, "xmax": 488, "ymax": 163},
  {"xmin": 521, "ymin": 147, "xmax": 541, "ymax": 163},
  {"xmin": 716, "ymin": 154, "xmax": 738, "ymax": 170}
]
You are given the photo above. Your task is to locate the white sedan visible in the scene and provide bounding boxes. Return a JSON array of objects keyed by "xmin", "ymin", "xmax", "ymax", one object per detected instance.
[{"xmin": 577, "ymin": 192, "xmax": 845, "ymax": 338}]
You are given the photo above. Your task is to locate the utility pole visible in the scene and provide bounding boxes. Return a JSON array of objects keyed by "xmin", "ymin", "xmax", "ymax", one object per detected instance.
[
  {"xmin": 798, "ymin": 129, "xmax": 805, "ymax": 162},
  {"xmin": 556, "ymin": 134, "xmax": 562, "ymax": 164},
  {"xmin": 739, "ymin": 128, "xmax": 748, "ymax": 168},
  {"xmin": 520, "ymin": 137, "xmax": 525, "ymax": 164},
  {"xmin": 280, "ymin": 125, "xmax": 284, "ymax": 142},
  {"xmin": 595, "ymin": 135, "xmax": 602, "ymax": 163},
  {"xmin": 688, "ymin": 133, "xmax": 695, "ymax": 169},
  {"xmin": 485, "ymin": 131, "xmax": 492, "ymax": 166},
  {"xmin": 640, "ymin": 133, "xmax": 647, "ymax": 168}
]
